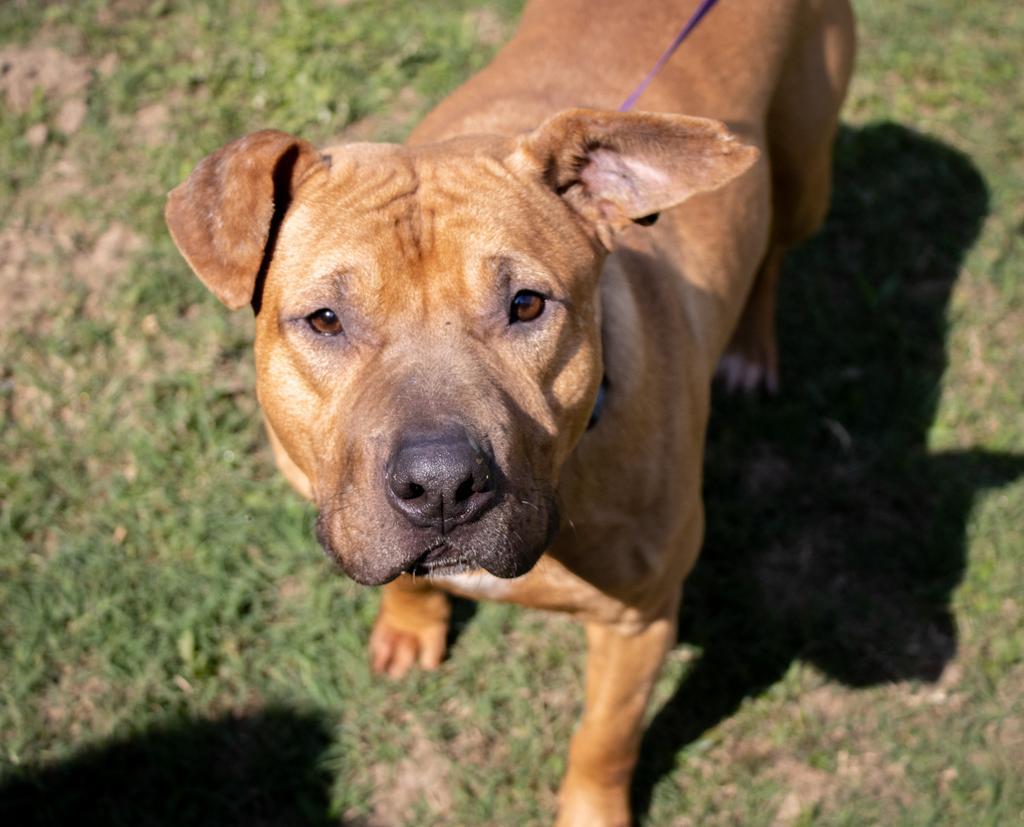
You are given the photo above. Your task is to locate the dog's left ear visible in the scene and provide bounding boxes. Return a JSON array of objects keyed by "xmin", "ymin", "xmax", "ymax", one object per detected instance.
[{"xmin": 511, "ymin": 108, "xmax": 759, "ymax": 248}]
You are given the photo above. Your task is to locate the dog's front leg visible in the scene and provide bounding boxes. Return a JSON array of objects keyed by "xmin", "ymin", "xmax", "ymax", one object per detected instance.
[
  {"xmin": 557, "ymin": 593, "xmax": 680, "ymax": 827},
  {"xmin": 369, "ymin": 576, "xmax": 451, "ymax": 678}
]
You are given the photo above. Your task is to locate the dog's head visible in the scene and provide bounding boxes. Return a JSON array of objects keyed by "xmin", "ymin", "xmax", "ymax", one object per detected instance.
[{"xmin": 166, "ymin": 109, "xmax": 756, "ymax": 585}]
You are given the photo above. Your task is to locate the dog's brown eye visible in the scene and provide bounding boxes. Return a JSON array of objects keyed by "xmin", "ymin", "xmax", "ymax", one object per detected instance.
[
  {"xmin": 307, "ymin": 308, "xmax": 343, "ymax": 336},
  {"xmin": 510, "ymin": 290, "xmax": 545, "ymax": 324}
]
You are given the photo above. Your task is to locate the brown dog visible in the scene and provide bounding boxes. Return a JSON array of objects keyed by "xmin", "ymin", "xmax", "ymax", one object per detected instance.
[{"xmin": 165, "ymin": 1, "xmax": 854, "ymax": 823}]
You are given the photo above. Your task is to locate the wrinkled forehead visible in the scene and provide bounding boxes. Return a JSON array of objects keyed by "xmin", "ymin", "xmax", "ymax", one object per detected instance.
[{"xmin": 271, "ymin": 139, "xmax": 594, "ymax": 298}]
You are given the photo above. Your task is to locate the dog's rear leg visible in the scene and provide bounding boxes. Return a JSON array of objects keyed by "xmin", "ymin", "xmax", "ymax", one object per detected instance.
[
  {"xmin": 369, "ymin": 576, "xmax": 451, "ymax": 678},
  {"xmin": 556, "ymin": 595, "xmax": 679, "ymax": 827},
  {"xmin": 718, "ymin": 242, "xmax": 785, "ymax": 394},
  {"xmin": 719, "ymin": 139, "xmax": 832, "ymax": 395},
  {"xmin": 720, "ymin": 0, "xmax": 855, "ymax": 394}
]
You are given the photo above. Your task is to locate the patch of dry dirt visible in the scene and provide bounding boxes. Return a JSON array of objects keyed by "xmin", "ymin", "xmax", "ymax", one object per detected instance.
[
  {"xmin": 799, "ymin": 683, "xmax": 854, "ymax": 721},
  {"xmin": 36, "ymin": 155, "xmax": 89, "ymax": 204},
  {"xmin": 368, "ymin": 722, "xmax": 454, "ymax": 826},
  {"xmin": 770, "ymin": 757, "xmax": 831, "ymax": 827},
  {"xmin": 735, "ymin": 738, "xmax": 915, "ymax": 827},
  {"xmin": 942, "ymin": 273, "xmax": 1024, "ymax": 442},
  {"xmin": 55, "ymin": 96, "xmax": 88, "ymax": 134},
  {"xmin": 0, "ymin": 33, "xmax": 143, "ymax": 341},
  {"xmin": 832, "ymin": 747, "xmax": 914, "ymax": 809},
  {"xmin": 1, "ymin": 153, "xmax": 88, "ymax": 288},
  {"xmin": 0, "ymin": 218, "xmax": 142, "ymax": 337},
  {"xmin": 706, "ymin": 679, "xmax": 927, "ymax": 825},
  {"xmin": 134, "ymin": 101, "xmax": 171, "ymax": 147},
  {"xmin": 0, "ymin": 218, "xmax": 80, "ymax": 336},
  {"xmin": 24, "ymin": 121, "xmax": 47, "ymax": 146},
  {"xmin": 74, "ymin": 222, "xmax": 144, "ymax": 314},
  {"xmin": 39, "ymin": 660, "xmax": 114, "ymax": 740},
  {"xmin": 0, "ymin": 44, "xmax": 91, "ymax": 114}
]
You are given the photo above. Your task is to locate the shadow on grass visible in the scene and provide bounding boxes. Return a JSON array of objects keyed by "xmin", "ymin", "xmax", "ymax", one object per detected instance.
[
  {"xmin": 632, "ymin": 121, "xmax": 1024, "ymax": 818},
  {"xmin": 0, "ymin": 707, "xmax": 338, "ymax": 826}
]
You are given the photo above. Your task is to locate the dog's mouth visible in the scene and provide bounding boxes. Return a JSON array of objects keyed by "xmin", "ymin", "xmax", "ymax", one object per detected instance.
[{"xmin": 407, "ymin": 537, "xmax": 475, "ymax": 577}]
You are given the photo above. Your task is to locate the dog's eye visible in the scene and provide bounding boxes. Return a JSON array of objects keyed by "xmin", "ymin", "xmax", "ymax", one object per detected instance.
[
  {"xmin": 307, "ymin": 308, "xmax": 343, "ymax": 336},
  {"xmin": 510, "ymin": 290, "xmax": 545, "ymax": 324}
]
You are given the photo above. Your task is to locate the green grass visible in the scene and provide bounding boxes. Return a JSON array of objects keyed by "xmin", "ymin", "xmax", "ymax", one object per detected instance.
[{"xmin": 1, "ymin": 1, "xmax": 1021, "ymax": 824}]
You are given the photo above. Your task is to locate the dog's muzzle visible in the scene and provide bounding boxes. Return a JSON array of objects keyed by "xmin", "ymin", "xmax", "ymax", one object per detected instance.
[{"xmin": 315, "ymin": 425, "xmax": 556, "ymax": 586}]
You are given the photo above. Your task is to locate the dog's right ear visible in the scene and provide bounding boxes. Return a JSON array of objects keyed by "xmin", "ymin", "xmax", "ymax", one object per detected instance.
[{"xmin": 165, "ymin": 130, "xmax": 323, "ymax": 310}]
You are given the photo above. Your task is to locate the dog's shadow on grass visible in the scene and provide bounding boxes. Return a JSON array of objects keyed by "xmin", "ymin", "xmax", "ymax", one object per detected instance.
[
  {"xmin": 0, "ymin": 707, "xmax": 339, "ymax": 826},
  {"xmin": 632, "ymin": 121, "xmax": 1024, "ymax": 818}
]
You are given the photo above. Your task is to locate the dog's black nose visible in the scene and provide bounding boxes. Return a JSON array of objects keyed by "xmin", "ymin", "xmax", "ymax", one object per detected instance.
[{"xmin": 386, "ymin": 427, "xmax": 496, "ymax": 530}]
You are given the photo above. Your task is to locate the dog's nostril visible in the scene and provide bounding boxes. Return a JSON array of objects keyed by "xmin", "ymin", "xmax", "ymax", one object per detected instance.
[
  {"xmin": 454, "ymin": 477, "xmax": 475, "ymax": 503},
  {"xmin": 389, "ymin": 475, "xmax": 425, "ymax": 501}
]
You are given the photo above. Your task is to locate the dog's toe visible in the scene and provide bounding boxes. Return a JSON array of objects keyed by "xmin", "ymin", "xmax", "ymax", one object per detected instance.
[
  {"xmin": 715, "ymin": 352, "xmax": 779, "ymax": 395},
  {"xmin": 369, "ymin": 620, "xmax": 446, "ymax": 678}
]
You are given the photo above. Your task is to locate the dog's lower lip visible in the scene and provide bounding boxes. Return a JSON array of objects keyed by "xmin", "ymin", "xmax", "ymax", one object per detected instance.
[
  {"xmin": 410, "ymin": 558, "xmax": 471, "ymax": 576},
  {"xmin": 408, "ymin": 541, "xmax": 471, "ymax": 576}
]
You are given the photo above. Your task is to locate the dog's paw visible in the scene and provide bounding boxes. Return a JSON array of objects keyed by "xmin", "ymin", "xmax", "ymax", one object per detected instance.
[
  {"xmin": 369, "ymin": 617, "xmax": 447, "ymax": 678},
  {"xmin": 715, "ymin": 348, "xmax": 779, "ymax": 395}
]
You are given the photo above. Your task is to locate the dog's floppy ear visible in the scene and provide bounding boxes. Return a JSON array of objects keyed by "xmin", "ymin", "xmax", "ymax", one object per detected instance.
[
  {"xmin": 511, "ymin": 108, "xmax": 759, "ymax": 248},
  {"xmin": 165, "ymin": 130, "xmax": 323, "ymax": 310}
]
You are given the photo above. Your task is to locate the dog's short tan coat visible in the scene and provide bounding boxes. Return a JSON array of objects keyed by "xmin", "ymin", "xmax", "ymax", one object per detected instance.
[{"xmin": 166, "ymin": 1, "xmax": 855, "ymax": 823}]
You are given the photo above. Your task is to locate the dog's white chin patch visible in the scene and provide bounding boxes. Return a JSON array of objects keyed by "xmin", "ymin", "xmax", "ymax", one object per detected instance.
[{"xmin": 435, "ymin": 570, "xmax": 514, "ymax": 599}]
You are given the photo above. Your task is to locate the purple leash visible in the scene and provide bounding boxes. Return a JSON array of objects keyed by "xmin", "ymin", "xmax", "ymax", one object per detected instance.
[{"xmin": 619, "ymin": 0, "xmax": 721, "ymax": 112}]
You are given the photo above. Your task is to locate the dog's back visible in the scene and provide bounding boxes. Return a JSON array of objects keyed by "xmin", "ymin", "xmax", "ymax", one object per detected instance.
[{"xmin": 414, "ymin": 1, "xmax": 815, "ymax": 139}]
